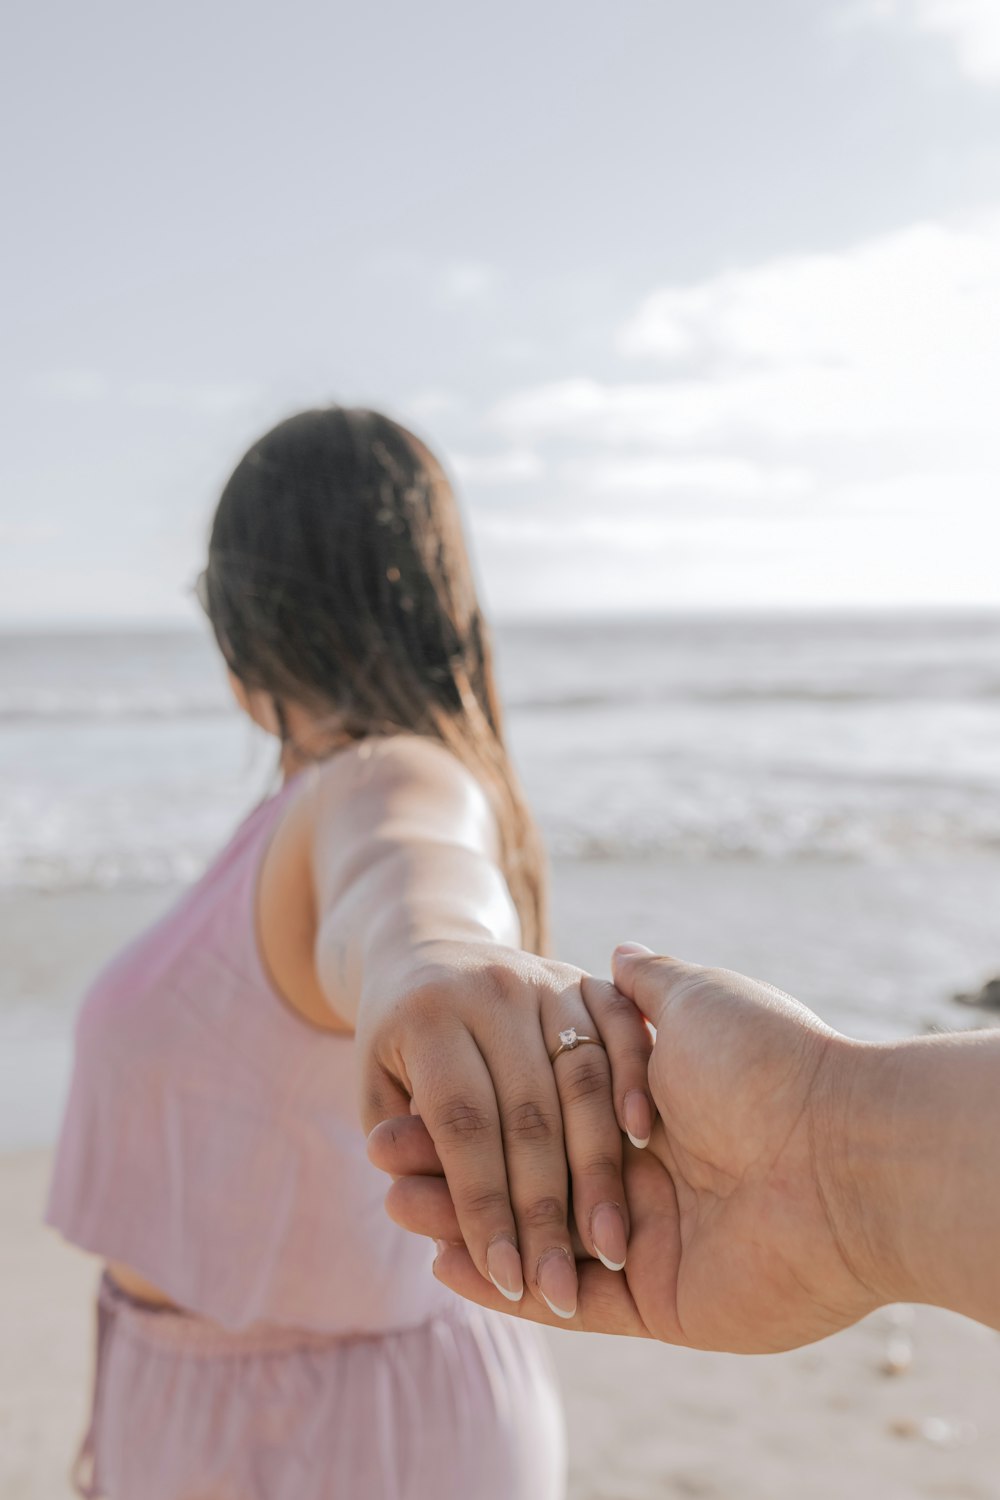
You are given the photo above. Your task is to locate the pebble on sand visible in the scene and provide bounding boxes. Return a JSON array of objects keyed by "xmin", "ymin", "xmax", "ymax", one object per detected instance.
[{"xmin": 952, "ymin": 976, "xmax": 1000, "ymax": 1010}]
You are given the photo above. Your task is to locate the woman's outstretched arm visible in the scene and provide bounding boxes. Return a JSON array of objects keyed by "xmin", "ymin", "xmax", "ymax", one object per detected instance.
[
  {"xmin": 302, "ymin": 737, "xmax": 656, "ymax": 1319},
  {"xmin": 372, "ymin": 944, "xmax": 1000, "ymax": 1348}
]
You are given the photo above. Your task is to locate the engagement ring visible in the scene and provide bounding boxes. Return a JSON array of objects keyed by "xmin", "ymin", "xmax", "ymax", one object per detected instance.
[{"xmin": 549, "ymin": 1026, "xmax": 604, "ymax": 1064}]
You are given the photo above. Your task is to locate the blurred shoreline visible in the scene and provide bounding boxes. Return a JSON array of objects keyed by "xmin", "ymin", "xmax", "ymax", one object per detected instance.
[
  {"xmin": 5, "ymin": 852, "xmax": 1000, "ymax": 1150},
  {"xmin": 3, "ymin": 611, "xmax": 1000, "ymax": 1494},
  {"xmin": 5, "ymin": 613, "xmax": 1000, "ymax": 894}
]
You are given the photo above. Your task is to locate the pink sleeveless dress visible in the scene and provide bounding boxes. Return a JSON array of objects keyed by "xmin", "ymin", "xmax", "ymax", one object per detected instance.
[{"xmin": 46, "ymin": 774, "xmax": 566, "ymax": 1500}]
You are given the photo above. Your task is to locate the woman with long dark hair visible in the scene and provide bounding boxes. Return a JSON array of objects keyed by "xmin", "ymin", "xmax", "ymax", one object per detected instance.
[{"xmin": 47, "ymin": 408, "xmax": 654, "ymax": 1499}]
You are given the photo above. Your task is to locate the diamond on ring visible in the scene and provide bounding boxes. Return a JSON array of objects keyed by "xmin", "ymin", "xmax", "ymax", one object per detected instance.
[{"xmin": 549, "ymin": 1027, "xmax": 604, "ymax": 1063}]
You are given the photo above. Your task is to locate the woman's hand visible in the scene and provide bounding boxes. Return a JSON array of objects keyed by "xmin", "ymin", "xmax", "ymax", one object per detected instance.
[
  {"xmin": 303, "ymin": 736, "xmax": 655, "ymax": 1319},
  {"xmin": 358, "ymin": 941, "xmax": 655, "ymax": 1319},
  {"xmin": 371, "ymin": 946, "xmax": 884, "ymax": 1352}
]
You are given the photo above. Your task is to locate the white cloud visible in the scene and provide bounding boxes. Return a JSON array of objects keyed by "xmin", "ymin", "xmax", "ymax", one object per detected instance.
[
  {"xmin": 450, "ymin": 449, "xmax": 544, "ymax": 485},
  {"xmin": 495, "ymin": 213, "xmax": 1000, "ymax": 451},
  {"xmin": 0, "ymin": 565, "xmax": 199, "ymax": 626},
  {"xmin": 563, "ymin": 456, "xmax": 815, "ymax": 506},
  {"xmin": 472, "ymin": 507, "xmax": 999, "ymax": 613},
  {"xmin": 402, "ymin": 388, "xmax": 462, "ymax": 422},
  {"xmin": 482, "ymin": 210, "xmax": 1000, "ymax": 607},
  {"xmin": 844, "ymin": 0, "xmax": 1000, "ymax": 84}
]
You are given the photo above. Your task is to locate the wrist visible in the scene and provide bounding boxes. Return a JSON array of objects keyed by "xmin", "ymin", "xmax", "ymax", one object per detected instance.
[
  {"xmin": 811, "ymin": 1035, "xmax": 924, "ymax": 1309},
  {"xmin": 357, "ymin": 933, "xmax": 508, "ymax": 1020}
]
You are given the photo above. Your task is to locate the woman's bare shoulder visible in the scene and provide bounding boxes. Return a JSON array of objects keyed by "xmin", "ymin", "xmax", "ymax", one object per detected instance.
[{"xmin": 303, "ymin": 734, "xmax": 494, "ymax": 837}]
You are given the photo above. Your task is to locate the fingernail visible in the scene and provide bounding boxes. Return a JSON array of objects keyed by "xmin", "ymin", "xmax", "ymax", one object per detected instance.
[
  {"xmin": 537, "ymin": 1249, "xmax": 578, "ymax": 1320},
  {"xmin": 624, "ymin": 1089, "xmax": 652, "ymax": 1149},
  {"xmin": 615, "ymin": 942, "xmax": 653, "ymax": 957},
  {"xmin": 486, "ymin": 1237, "xmax": 524, "ymax": 1303},
  {"xmin": 435, "ymin": 1239, "xmax": 448, "ymax": 1257},
  {"xmin": 590, "ymin": 1202, "xmax": 627, "ymax": 1271}
]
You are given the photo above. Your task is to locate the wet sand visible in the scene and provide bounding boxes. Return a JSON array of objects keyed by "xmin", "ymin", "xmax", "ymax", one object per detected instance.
[{"xmin": 2, "ymin": 860, "xmax": 1000, "ymax": 1497}]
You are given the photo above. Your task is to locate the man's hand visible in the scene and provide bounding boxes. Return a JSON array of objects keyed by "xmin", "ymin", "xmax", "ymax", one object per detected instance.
[{"xmin": 370, "ymin": 946, "xmax": 888, "ymax": 1353}]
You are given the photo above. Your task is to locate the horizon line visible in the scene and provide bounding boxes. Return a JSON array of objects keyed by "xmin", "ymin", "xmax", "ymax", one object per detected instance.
[{"xmin": 2, "ymin": 601, "xmax": 999, "ymax": 637}]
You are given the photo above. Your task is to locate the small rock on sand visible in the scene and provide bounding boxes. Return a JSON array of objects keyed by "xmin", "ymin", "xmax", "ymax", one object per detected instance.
[{"xmin": 952, "ymin": 977, "xmax": 1000, "ymax": 1010}]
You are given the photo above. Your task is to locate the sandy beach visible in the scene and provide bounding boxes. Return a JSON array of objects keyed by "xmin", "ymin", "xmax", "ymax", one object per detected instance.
[
  {"xmin": 3, "ymin": 862, "xmax": 1000, "ymax": 1498},
  {"xmin": 4, "ymin": 1147, "xmax": 1000, "ymax": 1500}
]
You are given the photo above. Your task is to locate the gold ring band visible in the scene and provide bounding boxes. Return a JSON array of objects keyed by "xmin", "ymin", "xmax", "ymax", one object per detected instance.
[{"xmin": 549, "ymin": 1026, "xmax": 604, "ymax": 1064}]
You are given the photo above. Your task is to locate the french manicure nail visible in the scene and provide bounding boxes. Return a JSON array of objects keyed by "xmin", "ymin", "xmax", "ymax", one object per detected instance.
[
  {"xmin": 486, "ymin": 1238, "xmax": 524, "ymax": 1302},
  {"xmin": 624, "ymin": 1089, "xmax": 652, "ymax": 1149},
  {"xmin": 537, "ymin": 1249, "xmax": 578, "ymax": 1320},
  {"xmin": 590, "ymin": 1202, "xmax": 627, "ymax": 1271}
]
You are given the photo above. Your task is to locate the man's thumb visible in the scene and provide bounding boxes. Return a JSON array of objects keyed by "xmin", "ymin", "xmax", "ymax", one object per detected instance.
[{"xmin": 611, "ymin": 943, "xmax": 691, "ymax": 1026}]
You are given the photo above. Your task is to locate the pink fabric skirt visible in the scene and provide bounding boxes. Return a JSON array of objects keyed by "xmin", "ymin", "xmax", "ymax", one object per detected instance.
[{"xmin": 75, "ymin": 1276, "xmax": 566, "ymax": 1500}]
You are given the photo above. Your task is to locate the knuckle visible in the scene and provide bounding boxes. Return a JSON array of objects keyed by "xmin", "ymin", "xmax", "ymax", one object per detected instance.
[
  {"xmin": 606, "ymin": 1002, "xmax": 654, "ymax": 1047},
  {"xmin": 474, "ymin": 962, "xmax": 516, "ymax": 1013},
  {"xmin": 363, "ymin": 1084, "xmax": 390, "ymax": 1122},
  {"xmin": 394, "ymin": 975, "xmax": 450, "ymax": 1029},
  {"xmin": 520, "ymin": 1195, "xmax": 566, "ymax": 1232},
  {"xmin": 616, "ymin": 1039, "xmax": 653, "ymax": 1074},
  {"xmin": 558, "ymin": 1058, "xmax": 610, "ymax": 1106},
  {"xmin": 362, "ymin": 1063, "xmax": 406, "ymax": 1124},
  {"xmin": 433, "ymin": 1097, "xmax": 494, "ymax": 1143},
  {"xmin": 575, "ymin": 1150, "xmax": 621, "ymax": 1182},
  {"xmin": 600, "ymin": 985, "xmax": 640, "ymax": 1019},
  {"xmin": 457, "ymin": 1184, "xmax": 512, "ymax": 1221},
  {"xmin": 505, "ymin": 1098, "xmax": 558, "ymax": 1144}
]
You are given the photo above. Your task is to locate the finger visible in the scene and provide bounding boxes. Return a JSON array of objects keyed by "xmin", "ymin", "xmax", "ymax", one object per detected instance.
[
  {"xmin": 546, "ymin": 991, "xmax": 630, "ymax": 1275},
  {"xmin": 388, "ymin": 1174, "xmax": 592, "ymax": 1258},
  {"xmin": 387, "ymin": 1172, "xmax": 590, "ymax": 1258},
  {"xmin": 386, "ymin": 1175, "xmax": 461, "ymax": 1242},
  {"xmin": 432, "ymin": 1244, "xmax": 650, "ymax": 1338},
  {"xmin": 611, "ymin": 944, "xmax": 701, "ymax": 1028},
  {"xmin": 581, "ymin": 974, "xmax": 657, "ymax": 1150},
  {"xmin": 484, "ymin": 1023, "xmax": 579, "ymax": 1320},
  {"xmin": 619, "ymin": 1135, "xmax": 686, "ymax": 1346},
  {"xmin": 406, "ymin": 1036, "xmax": 525, "ymax": 1306},
  {"xmin": 367, "ymin": 1115, "xmax": 443, "ymax": 1179},
  {"xmin": 360, "ymin": 1057, "xmax": 415, "ymax": 1136}
]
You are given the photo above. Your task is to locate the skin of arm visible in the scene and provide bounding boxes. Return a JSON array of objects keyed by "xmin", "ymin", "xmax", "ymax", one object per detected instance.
[
  {"xmin": 293, "ymin": 738, "xmax": 655, "ymax": 1318},
  {"xmin": 820, "ymin": 1023, "xmax": 1000, "ymax": 1333},
  {"xmin": 307, "ymin": 735, "xmax": 521, "ymax": 1023},
  {"xmin": 371, "ymin": 945, "xmax": 1000, "ymax": 1348}
]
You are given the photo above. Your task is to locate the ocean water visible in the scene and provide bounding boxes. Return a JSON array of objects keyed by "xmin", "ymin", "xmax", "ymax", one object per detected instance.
[
  {"xmin": 3, "ymin": 613, "xmax": 999, "ymax": 1148},
  {"xmin": 2, "ymin": 612, "xmax": 1000, "ymax": 890}
]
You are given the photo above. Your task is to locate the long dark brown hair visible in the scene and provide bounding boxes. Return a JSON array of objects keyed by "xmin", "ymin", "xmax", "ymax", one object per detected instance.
[{"xmin": 200, "ymin": 406, "xmax": 547, "ymax": 953}]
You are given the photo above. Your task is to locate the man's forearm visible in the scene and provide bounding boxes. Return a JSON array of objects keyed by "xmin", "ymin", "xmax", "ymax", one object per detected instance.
[{"xmin": 824, "ymin": 1031, "xmax": 1000, "ymax": 1330}]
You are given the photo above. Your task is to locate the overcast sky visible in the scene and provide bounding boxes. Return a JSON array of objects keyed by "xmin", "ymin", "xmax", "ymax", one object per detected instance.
[{"xmin": 3, "ymin": 0, "xmax": 1000, "ymax": 623}]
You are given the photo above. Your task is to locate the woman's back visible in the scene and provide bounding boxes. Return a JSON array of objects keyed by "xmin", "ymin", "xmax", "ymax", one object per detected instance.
[
  {"xmin": 47, "ymin": 766, "xmax": 456, "ymax": 1335},
  {"xmin": 48, "ymin": 760, "xmax": 566, "ymax": 1498},
  {"xmin": 43, "ymin": 406, "xmax": 589, "ymax": 1497}
]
